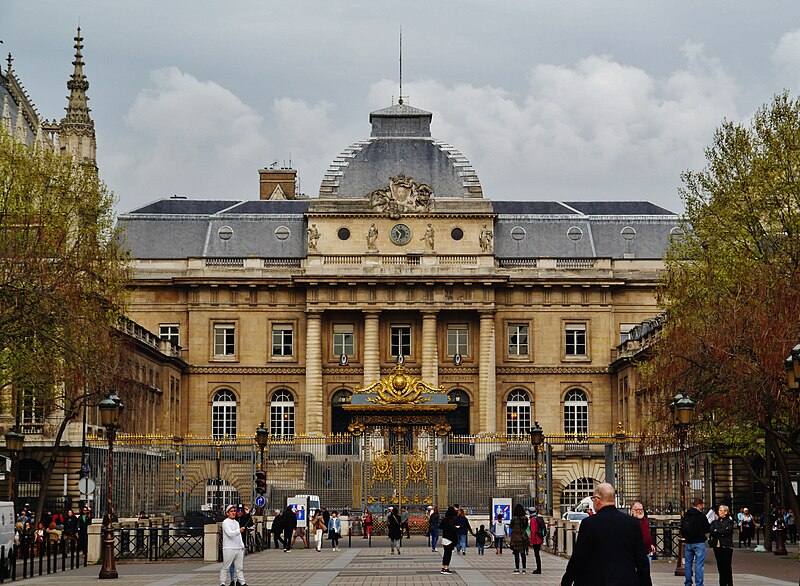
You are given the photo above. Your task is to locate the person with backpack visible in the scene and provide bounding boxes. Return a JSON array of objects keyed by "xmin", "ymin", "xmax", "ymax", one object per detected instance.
[
  {"xmin": 681, "ymin": 497, "xmax": 710, "ymax": 586},
  {"xmin": 528, "ymin": 507, "xmax": 545, "ymax": 574}
]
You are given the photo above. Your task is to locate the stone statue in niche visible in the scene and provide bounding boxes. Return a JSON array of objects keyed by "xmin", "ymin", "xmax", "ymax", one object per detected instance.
[
  {"xmin": 367, "ymin": 223, "xmax": 379, "ymax": 251},
  {"xmin": 307, "ymin": 223, "xmax": 320, "ymax": 252},
  {"xmin": 421, "ymin": 223, "xmax": 435, "ymax": 252},
  {"xmin": 368, "ymin": 174, "xmax": 434, "ymax": 219},
  {"xmin": 479, "ymin": 224, "xmax": 493, "ymax": 252}
]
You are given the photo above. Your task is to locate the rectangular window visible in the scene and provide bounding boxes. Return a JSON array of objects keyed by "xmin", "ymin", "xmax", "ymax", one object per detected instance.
[
  {"xmin": 390, "ymin": 325, "xmax": 411, "ymax": 358},
  {"xmin": 565, "ymin": 323, "xmax": 587, "ymax": 356},
  {"xmin": 213, "ymin": 323, "xmax": 236, "ymax": 356},
  {"xmin": 159, "ymin": 324, "xmax": 180, "ymax": 348},
  {"xmin": 508, "ymin": 324, "xmax": 529, "ymax": 356},
  {"xmin": 446, "ymin": 325, "xmax": 468, "ymax": 356},
  {"xmin": 272, "ymin": 324, "xmax": 294, "ymax": 356},
  {"xmin": 333, "ymin": 324, "xmax": 355, "ymax": 357}
]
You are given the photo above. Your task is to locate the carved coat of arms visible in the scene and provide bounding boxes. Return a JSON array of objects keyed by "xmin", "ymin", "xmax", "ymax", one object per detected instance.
[{"xmin": 369, "ymin": 174, "xmax": 433, "ymax": 219}]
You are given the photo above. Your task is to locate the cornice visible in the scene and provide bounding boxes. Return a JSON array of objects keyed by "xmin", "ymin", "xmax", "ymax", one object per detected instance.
[
  {"xmin": 189, "ymin": 366, "xmax": 306, "ymax": 375},
  {"xmin": 439, "ymin": 367, "xmax": 480, "ymax": 375},
  {"xmin": 322, "ymin": 367, "xmax": 364, "ymax": 375},
  {"xmin": 496, "ymin": 366, "xmax": 609, "ymax": 375}
]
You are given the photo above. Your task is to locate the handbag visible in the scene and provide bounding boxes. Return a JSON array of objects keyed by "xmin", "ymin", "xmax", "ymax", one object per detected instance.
[{"xmin": 442, "ymin": 537, "xmax": 453, "ymax": 546}]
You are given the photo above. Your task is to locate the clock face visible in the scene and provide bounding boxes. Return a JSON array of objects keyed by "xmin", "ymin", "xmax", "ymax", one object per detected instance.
[{"xmin": 390, "ymin": 223, "xmax": 412, "ymax": 246}]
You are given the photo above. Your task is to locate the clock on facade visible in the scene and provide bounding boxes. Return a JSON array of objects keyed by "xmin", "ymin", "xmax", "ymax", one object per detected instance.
[{"xmin": 389, "ymin": 223, "xmax": 412, "ymax": 245}]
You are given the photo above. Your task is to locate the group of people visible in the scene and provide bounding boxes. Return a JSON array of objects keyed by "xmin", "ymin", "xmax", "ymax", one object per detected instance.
[
  {"xmin": 13, "ymin": 504, "xmax": 94, "ymax": 557},
  {"xmin": 267, "ymin": 506, "xmax": 342, "ymax": 553},
  {"xmin": 431, "ymin": 502, "xmax": 545, "ymax": 575}
]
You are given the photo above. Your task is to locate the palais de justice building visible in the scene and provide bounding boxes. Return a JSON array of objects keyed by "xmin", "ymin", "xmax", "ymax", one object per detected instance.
[{"xmin": 118, "ymin": 100, "xmax": 679, "ymax": 508}]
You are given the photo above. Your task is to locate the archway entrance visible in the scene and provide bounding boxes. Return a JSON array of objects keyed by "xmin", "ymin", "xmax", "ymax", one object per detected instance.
[{"xmin": 344, "ymin": 361, "xmax": 455, "ymax": 510}]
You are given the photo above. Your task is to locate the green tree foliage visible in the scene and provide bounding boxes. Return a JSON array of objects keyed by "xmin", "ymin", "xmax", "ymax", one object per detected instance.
[
  {"xmin": 0, "ymin": 126, "xmax": 129, "ymax": 514},
  {"xmin": 644, "ymin": 92, "xmax": 800, "ymax": 532}
]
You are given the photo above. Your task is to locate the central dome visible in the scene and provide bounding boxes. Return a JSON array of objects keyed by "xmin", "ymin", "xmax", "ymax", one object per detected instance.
[{"xmin": 319, "ymin": 102, "xmax": 483, "ymax": 199}]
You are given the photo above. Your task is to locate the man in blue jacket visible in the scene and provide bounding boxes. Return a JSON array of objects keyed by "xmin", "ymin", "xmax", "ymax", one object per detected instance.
[{"xmin": 561, "ymin": 482, "xmax": 651, "ymax": 586}]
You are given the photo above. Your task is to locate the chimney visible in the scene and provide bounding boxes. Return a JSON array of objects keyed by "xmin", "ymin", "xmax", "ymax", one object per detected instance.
[{"xmin": 259, "ymin": 168, "xmax": 296, "ymax": 200}]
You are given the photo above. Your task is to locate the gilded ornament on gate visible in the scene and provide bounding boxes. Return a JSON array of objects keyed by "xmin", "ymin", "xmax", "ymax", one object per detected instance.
[
  {"xmin": 354, "ymin": 363, "xmax": 443, "ymax": 405},
  {"xmin": 370, "ymin": 449, "xmax": 394, "ymax": 486},
  {"xmin": 433, "ymin": 422, "xmax": 452, "ymax": 437},
  {"xmin": 404, "ymin": 449, "xmax": 428, "ymax": 486},
  {"xmin": 348, "ymin": 421, "xmax": 365, "ymax": 436}
]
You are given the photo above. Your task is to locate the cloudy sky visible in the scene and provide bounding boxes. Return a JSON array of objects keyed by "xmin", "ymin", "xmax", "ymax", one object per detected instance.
[{"xmin": 4, "ymin": 1, "xmax": 800, "ymax": 214}]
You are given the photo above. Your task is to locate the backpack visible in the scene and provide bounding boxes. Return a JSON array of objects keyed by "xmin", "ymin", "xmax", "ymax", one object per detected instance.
[{"xmin": 536, "ymin": 516, "xmax": 546, "ymax": 538}]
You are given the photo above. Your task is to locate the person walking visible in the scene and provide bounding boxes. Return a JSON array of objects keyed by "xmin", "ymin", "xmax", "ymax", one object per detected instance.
[
  {"xmin": 492, "ymin": 513, "xmax": 506, "ymax": 555},
  {"xmin": 631, "ymin": 502, "xmax": 655, "ymax": 566},
  {"xmin": 429, "ymin": 506, "xmax": 440, "ymax": 552},
  {"xmin": 219, "ymin": 505, "xmax": 247, "ymax": 586},
  {"xmin": 270, "ymin": 510, "xmax": 284, "ymax": 550},
  {"xmin": 561, "ymin": 482, "xmax": 651, "ymax": 586},
  {"xmin": 528, "ymin": 507, "xmax": 545, "ymax": 574},
  {"xmin": 681, "ymin": 497, "xmax": 710, "ymax": 586},
  {"xmin": 455, "ymin": 509, "xmax": 475, "ymax": 555},
  {"xmin": 327, "ymin": 511, "xmax": 341, "ymax": 551},
  {"xmin": 476, "ymin": 524, "xmax": 489, "ymax": 555},
  {"xmin": 439, "ymin": 506, "xmax": 458, "ymax": 575},
  {"xmin": 363, "ymin": 510, "xmax": 373, "ymax": 540},
  {"xmin": 787, "ymin": 509, "xmax": 797, "ymax": 544},
  {"xmin": 282, "ymin": 505, "xmax": 297, "ymax": 552},
  {"xmin": 509, "ymin": 504, "xmax": 529, "ymax": 574},
  {"xmin": 709, "ymin": 504, "xmax": 734, "ymax": 586},
  {"xmin": 739, "ymin": 508, "xmax": 754, "ymax": 548},
  {"xmin": 311, "ymin": 510, "xmax": 325, "ymax": 551},
  {"xmin": 387, "ymin": 507, "xmax": 402, "ymax": 555}
]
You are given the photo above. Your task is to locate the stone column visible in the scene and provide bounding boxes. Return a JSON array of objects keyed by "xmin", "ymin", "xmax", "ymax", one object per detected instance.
[
  {"xmin": 422, "ymin": 311, "xmax": 439, "ymax": 386},
  {"xmin": 363, "ymin": 311, "xmax": 381, "ymax": 385},
  {"xmin": 479, "ymin": 312, "xmax": 497, "ymax": 433},
  {"xmin": 305, "ymin": 311, "xmax": 323, "ymax": 435}
]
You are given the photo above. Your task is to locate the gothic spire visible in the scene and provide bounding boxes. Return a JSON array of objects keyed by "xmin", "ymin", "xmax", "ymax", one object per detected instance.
[{"xmin": 59, "ymin": 27, "xmax": 96, "ymax": 165}]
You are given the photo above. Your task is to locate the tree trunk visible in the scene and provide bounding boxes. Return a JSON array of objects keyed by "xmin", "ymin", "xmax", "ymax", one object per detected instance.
[
  {"xmin": 763, "ymin": 439, "xmax": 772, "ymax": 552},
  {"xmin": 766, "ymin": 431, "xmax": 800, "ymax": 559},
  {"xmin": 34, "ymin": 407, "xmax": 75, "ymax": 522}
]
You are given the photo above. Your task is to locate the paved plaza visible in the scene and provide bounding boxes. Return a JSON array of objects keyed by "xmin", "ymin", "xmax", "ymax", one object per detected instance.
[{"xmin": 19, "ymin": 539, "xmax": 799, "ymax": 586}]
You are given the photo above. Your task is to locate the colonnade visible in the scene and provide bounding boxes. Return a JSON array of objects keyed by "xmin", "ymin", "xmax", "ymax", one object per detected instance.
[{"xmin": 303, "ymin": 308, "xmax": 497, "ymax": 435}]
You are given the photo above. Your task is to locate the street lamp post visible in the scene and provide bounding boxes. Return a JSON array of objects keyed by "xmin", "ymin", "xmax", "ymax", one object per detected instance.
[
  {"xmin": 530, "ymin": 422, "xmax": 544, "ymax": 511},
  {"xmin": 4, "ymin": 428, "xmax": 24, "ymax": 504},
  {"xmin": 614, "ymin": 423, "xmax": 627, "ymax": 510},
  {"xmin": 98, "ymin": 392, "xmax": 124, "ymax": 580},
  {"xmin": 670, "ymin": 392, "xmax": 695, "ymax": 577}
]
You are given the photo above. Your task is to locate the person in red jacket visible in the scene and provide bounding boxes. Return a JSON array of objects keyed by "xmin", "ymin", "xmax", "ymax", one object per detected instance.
[
  {"xmin": 528, "ymin": 507, "xmax": 545, "ymax": 574},
  {"xmin": 631, "ymin": 502, "xmax": 655, "ymax": 566}
]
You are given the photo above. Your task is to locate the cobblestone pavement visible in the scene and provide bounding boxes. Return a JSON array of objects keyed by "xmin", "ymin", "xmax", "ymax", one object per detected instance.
[{"xmin": 19, "ymin": 540, "xmax": 800, "ymax": 585}]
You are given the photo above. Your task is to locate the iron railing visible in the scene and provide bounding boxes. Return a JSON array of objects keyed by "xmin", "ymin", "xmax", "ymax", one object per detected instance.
[{"xmin": 0, "ymin": 536, "xmax": 87, "ymax": 583}]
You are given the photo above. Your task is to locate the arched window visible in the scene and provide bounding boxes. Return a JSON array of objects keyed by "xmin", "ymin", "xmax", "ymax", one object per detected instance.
[
  {"xmin": 270, "ymin": 390, "xmax": 295, "ymax": 438},
  {"xmin": 212, "ymin": 389, "xmax": 237, "ymax": 439},
  {"xmin": 447, "ymin": 389, "xmax": 471, "ymax": 436},
  {"xmin": 506, "ymin": 389, "xmax": 531, "ymax": 436},
  {"xmin": 560, "ymin": 477, "xmax": 596, "ymax": 513},
  {"xmin": 564, "ymin": 389, "xmax": 588, "ymax": 435},
  {"xmin": 17, "ymin": 459, "xmax": 44, "ymax": 500},
  {"xmin": 330, "ymin": 389, "xmax": 352, "ymax": 434}
]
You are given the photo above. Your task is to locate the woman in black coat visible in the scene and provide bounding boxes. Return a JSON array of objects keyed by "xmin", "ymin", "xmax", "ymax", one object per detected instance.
[
  {"xmin": 709, "ymin": 504, "xmax": 734, "ymax": 586},
  {"xmin": 438, "ymin": 507, "xmax": 458, "ymax": 575},
  {"xmin": 387, "ymin": 507, "xmax": 402, "ymax": 555}
]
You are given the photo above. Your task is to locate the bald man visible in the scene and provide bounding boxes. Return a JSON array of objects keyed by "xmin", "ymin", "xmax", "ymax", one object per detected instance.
[{"xmin": 561, "ymin": 482, "xmax": 651, "ymax": 586}]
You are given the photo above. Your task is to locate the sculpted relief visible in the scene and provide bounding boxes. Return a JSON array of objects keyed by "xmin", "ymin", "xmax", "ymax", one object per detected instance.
[{"xmin": 369, "ymin": 174, "xmax": 433, "ymax": 219}]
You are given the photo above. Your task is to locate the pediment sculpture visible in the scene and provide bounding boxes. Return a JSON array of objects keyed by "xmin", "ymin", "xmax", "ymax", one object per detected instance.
[{"xmin": 368, "ymin": 174, "xmax": 433, "ymax": 219}]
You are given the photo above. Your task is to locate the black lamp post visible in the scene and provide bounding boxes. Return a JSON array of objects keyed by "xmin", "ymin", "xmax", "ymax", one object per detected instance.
[
  {"xmin": 670, "ymin": 391, "xmax": 695, "ymax": 577},
  {"xmin": 4, "ymin": 428, "xmax": 24, "ymax": 504},
  {"xmin": 255, "ymin": 422, "xmax": 269, "ymax": 470},
  {"xmin": 98, "ymin": 392, "xmax": 124, "ymax": 579},
  {"xmin": 530, "ymin": 422, "xmax": 544, "ymax": 511}
]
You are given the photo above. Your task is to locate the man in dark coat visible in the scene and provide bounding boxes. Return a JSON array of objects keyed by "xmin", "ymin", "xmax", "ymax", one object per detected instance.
[
  {"xmin": 561, "ymin": 482, "xmax": 651, "ymax": 586},
  {"xmin": 681, "ymin": 497, "xmax": 710, "ymax": 586},
  {"xmin": 270, "ymin": 510, "xmax": 284, "ymax": 550}
]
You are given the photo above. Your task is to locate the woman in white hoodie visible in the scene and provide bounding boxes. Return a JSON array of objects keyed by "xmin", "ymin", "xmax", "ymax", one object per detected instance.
[{"xmin": 220, "ymin": 505, "xmax": 247, "ymax": 586}]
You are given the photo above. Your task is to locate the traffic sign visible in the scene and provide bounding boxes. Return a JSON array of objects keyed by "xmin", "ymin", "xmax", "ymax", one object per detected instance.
[
  {"xmin": 255, "ymin": 495, "xmax": 266, "ymax": 508},
  {"xmin": 78, "ymin": 477, "xmax": 96, "ymax": 495},
  {"xmin": 492, "ymin": 498, "xmax": 512, "ymax": 522}
]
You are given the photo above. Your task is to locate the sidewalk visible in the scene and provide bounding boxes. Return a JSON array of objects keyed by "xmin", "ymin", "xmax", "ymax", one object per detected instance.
[{"xmin": 20, "ymin": 538, "xmax": 800, "ymax": 585}]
